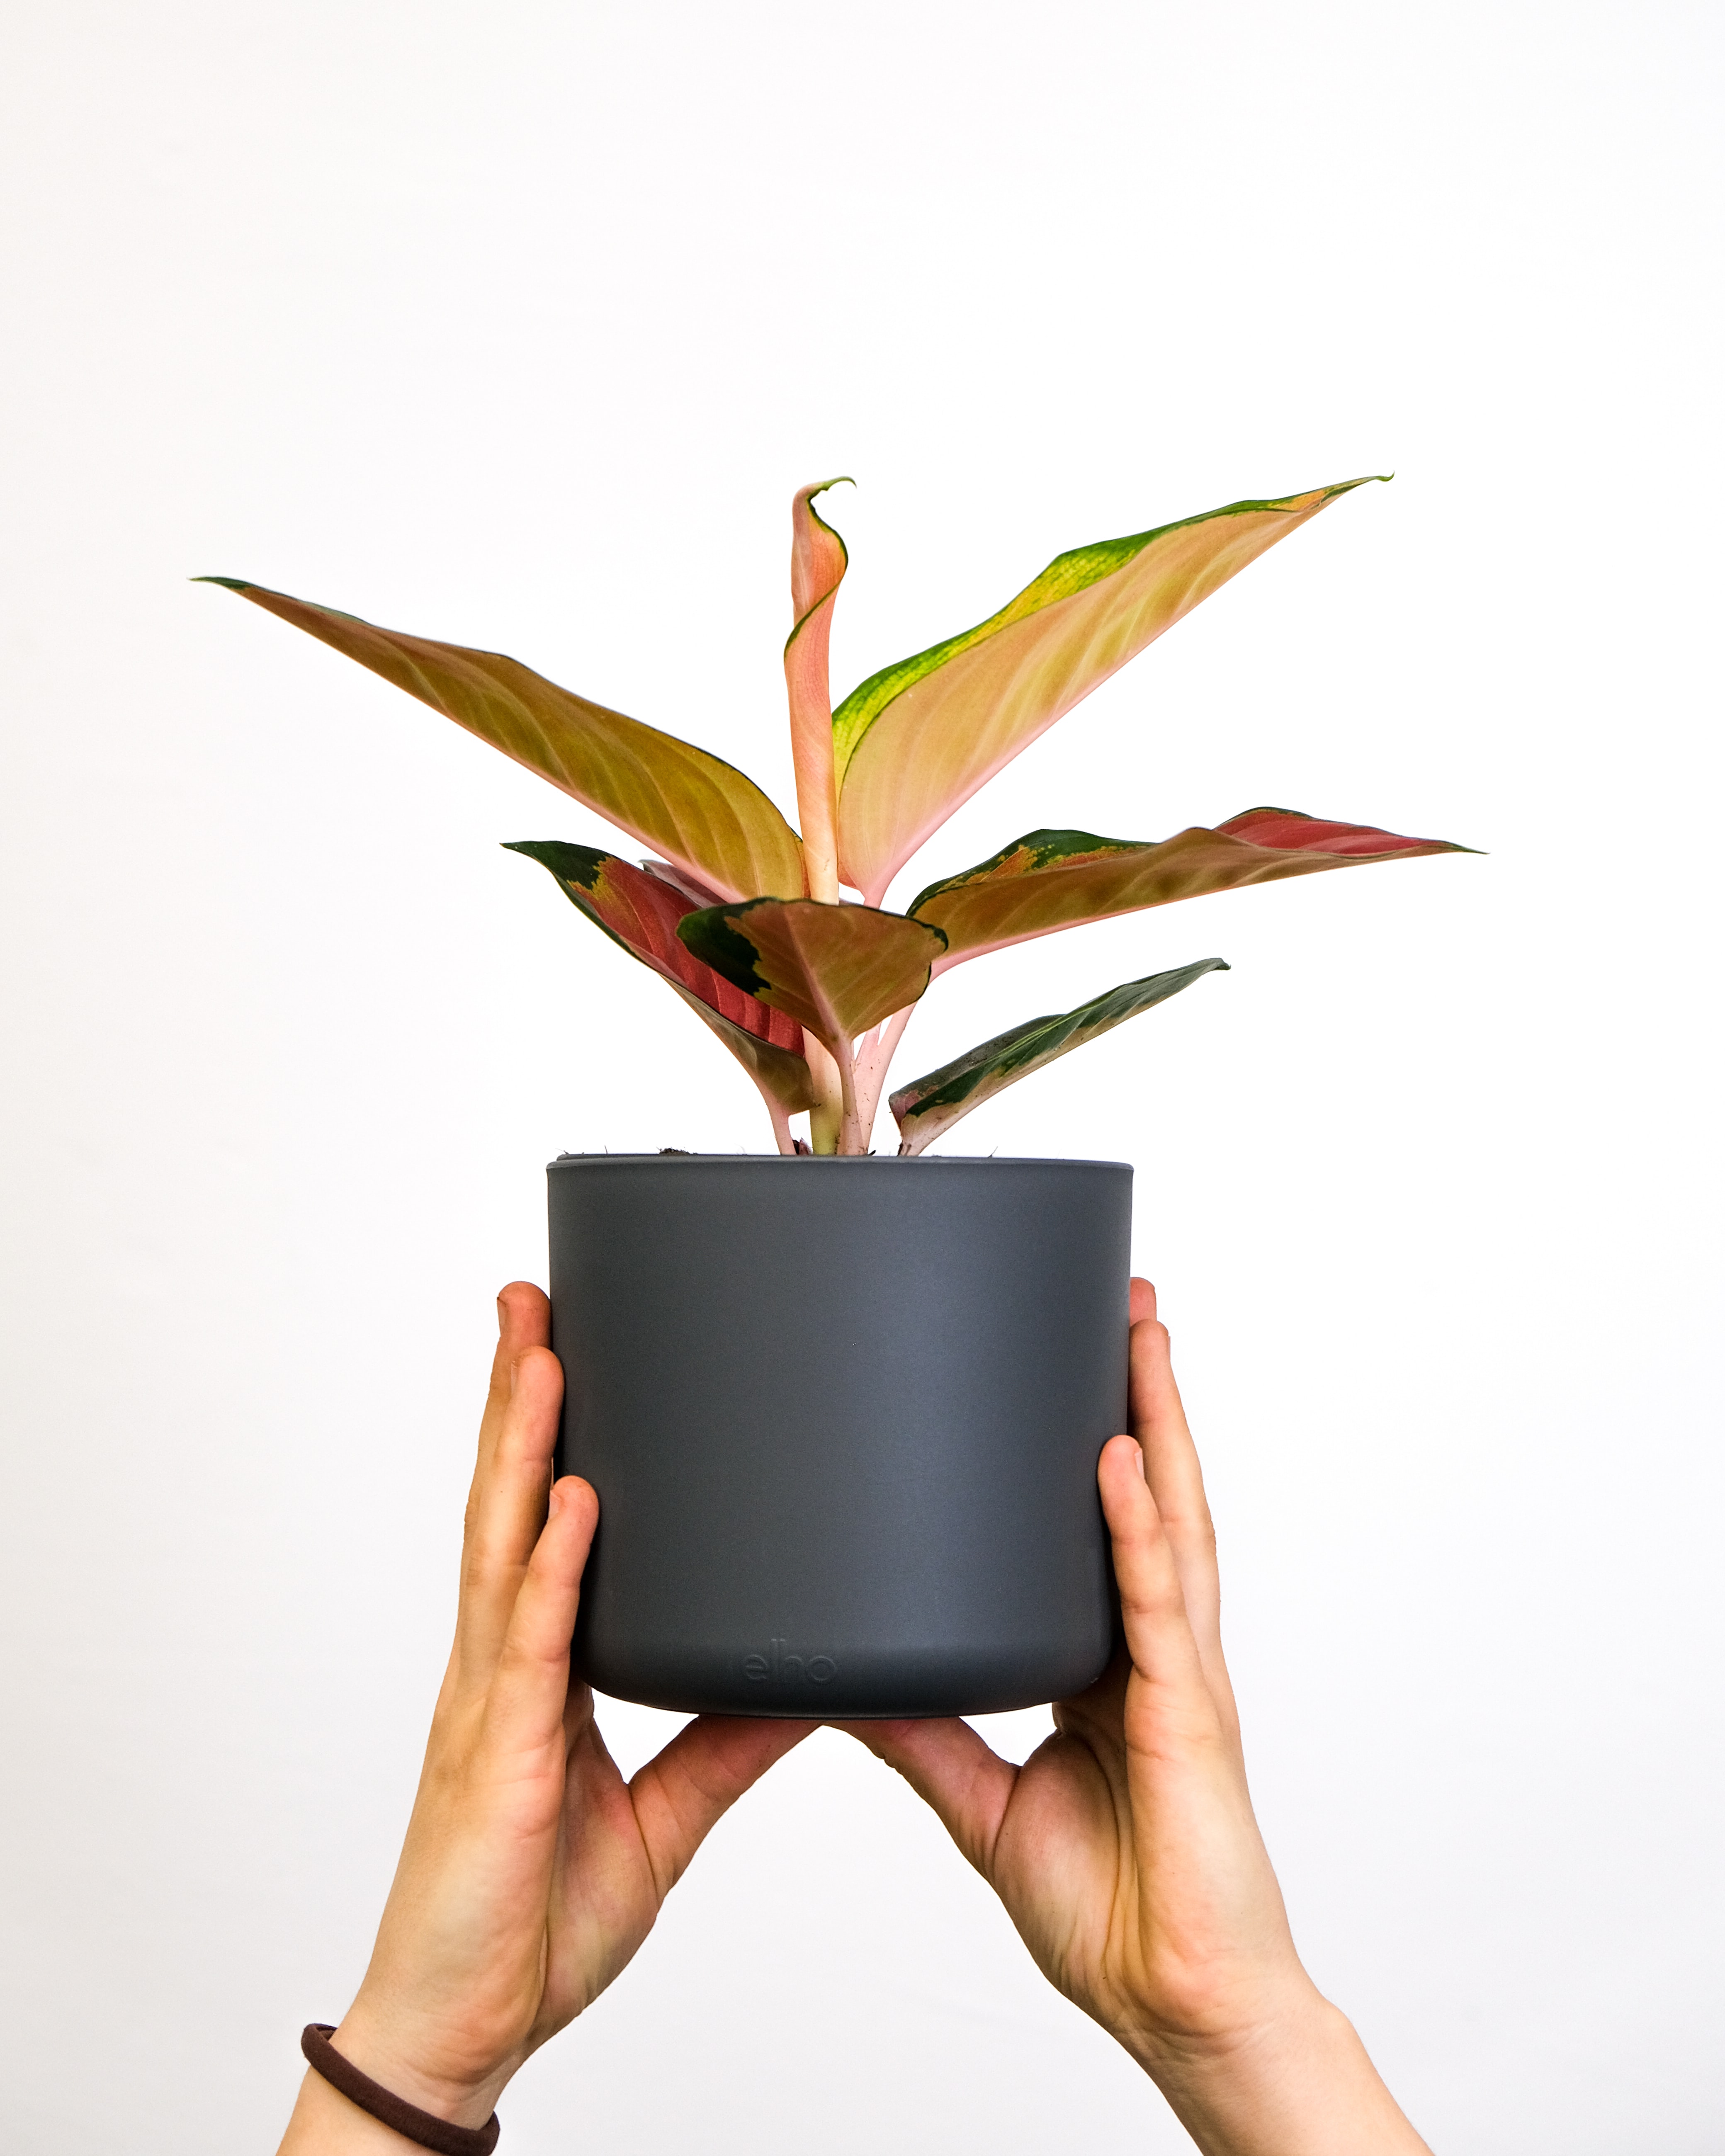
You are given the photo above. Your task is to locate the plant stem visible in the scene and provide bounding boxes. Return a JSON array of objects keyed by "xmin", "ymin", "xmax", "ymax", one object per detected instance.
[
  {"xmin": 763, "ymin": 1091, "xmax": 797, "ymax": 1156},
  {"xmin": 851, "ymin": 1003, "xmax": 916, "ymax": 1150},
  {"xmin": 835, "ymin": 1038, "xmax": 863, "ymax": 1154},
  {"xmin": 805, "ymin": 1036, "xmax": 845, "ymax": 1153},
  {"xmin": 797, "ymin": 808, "xmax": 841, "ymax": 906}
]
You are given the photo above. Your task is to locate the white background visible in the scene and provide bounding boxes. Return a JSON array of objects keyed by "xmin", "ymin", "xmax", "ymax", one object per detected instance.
[{"xmin": 2, "ymin": 3, "xmax": 1720, "ymax": 2150}]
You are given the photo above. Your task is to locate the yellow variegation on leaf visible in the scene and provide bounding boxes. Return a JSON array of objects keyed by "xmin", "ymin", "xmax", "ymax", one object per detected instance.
[{"xmin": 832, "ymin": 481, "xmax": 1386, "ymax": 906}]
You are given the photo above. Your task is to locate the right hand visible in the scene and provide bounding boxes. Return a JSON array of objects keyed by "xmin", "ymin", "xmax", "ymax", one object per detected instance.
[
  {"xmin": 845, "ymin": 1279, "xmax": 1433, "ymax": 2156},
  {"xmin": 279, "ymin": 1283, "xmax": 813, "ymax": 2150}
]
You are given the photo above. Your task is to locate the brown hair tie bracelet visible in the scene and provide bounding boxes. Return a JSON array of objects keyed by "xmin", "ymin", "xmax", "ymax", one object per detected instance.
[{"xmin": 300, "ymin": 2024, "xmax": 500, "ymax": 2155}]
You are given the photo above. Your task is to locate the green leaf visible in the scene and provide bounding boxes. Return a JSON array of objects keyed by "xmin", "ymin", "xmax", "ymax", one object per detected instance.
[
  {"xmin": 506, "ymin": 841, "xmax": 816, "ymax": 1120},
  {"xmin": 677, "ymin": 898, "xmax": 947, "ymax": 1062},
  {"xmin": 910, "ymin": 808, "xmax": 1471, "ymax": 966},
  {"xmin": 832, "ymin": 479, "xmax": 1385, "ymax": 905},
  {"xmin": 202, "ymin": 579, "xmax": 806, "ymax": 903},
  {"xmin": 889, "ymin": 958, "xmax": 1229, "ymax": 1155}
]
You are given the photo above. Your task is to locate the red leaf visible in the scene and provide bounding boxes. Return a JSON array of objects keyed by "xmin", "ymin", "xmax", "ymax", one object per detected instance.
[{"xmin": 507, "ymin": 841, "xmax": 805, "ymax": 1059}]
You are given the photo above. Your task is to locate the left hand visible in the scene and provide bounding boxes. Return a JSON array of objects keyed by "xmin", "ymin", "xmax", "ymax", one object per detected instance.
[
  {"xmin": 280, "ymin": 1282, "xmax": 814, "ymax": 2147},
  {"xmin": 842, "ymin": 1277, "xmax": 1431, "ymax": 2156}
]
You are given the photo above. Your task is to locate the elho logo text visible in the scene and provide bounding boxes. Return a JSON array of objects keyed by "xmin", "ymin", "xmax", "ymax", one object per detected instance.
[{"xmin": 742, "ymin": 1638, "xmax": 838, "ymax": 1685}]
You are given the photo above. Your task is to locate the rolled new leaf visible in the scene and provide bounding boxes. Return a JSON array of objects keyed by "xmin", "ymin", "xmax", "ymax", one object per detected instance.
[
  {"xmin": 910, "ymin": 808, "xmax": 1471, "ymax": 968},
  {"xmin": 202, "ymin": 579, "xmax": 805, "ymax": 903},
  {"xmin": 785, "ymin": 479, "xmax": 851, "ymax": 903},
  {"xmin": 833, "ymin": 479, "xmax": 1385, "ymax": 905},
  {"xmin": 678, "ymin": 898, "xmax": 947, "ymax": 1063},
  {"xmin": 890, "ymin": 957, "xmax": 1229, "ymax": 1156},
  {"xmin": 507, "ymin": 841, "xmax": 816, "ymax": 1120}
]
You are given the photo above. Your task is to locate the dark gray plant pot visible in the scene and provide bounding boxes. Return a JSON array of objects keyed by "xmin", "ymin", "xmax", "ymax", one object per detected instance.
[{"xmin": 547, "ymin": 1153, "xmax": 1131, "ymax": 1718}]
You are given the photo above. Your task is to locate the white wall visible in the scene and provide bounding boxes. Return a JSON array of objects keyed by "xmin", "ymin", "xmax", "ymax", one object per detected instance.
[{"xmin": 2, "ymin": 2, "xmax": 1720, "ymax": 2149}]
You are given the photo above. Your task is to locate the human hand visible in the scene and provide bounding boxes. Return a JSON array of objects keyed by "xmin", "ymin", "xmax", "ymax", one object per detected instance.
[
  {"xmin": 845, "ymin": 1280, "xmax": 1431, "ymax": 2156},
  {"xmin": 280, "ymin": 1283, "xmax": 813, "ymax": 2151}
]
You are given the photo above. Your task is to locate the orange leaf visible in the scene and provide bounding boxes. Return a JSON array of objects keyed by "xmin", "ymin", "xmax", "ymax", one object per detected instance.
[
  {"xmin": 202, "ymin": 579, "xmax": 804, "ymax": 902},
  {"xmin": 909, "ymin": 809, "xmax": 1472, "ymax": 968}
]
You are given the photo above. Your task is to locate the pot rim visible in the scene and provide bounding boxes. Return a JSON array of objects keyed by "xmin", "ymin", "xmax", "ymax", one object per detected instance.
[{"xmin": 549, "ymin": 1151, "xmax": 1132, "ymax": 1170}]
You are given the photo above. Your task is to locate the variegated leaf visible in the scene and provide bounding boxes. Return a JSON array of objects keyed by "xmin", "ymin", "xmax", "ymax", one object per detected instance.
[
  {"xmin": 890, "ymin": 958, "xmax": 1229, "ymax": 1155},
  {"xmin": 833, "ymin": 479, "xmax": 1385, "ymax": 904},
  {"xmin": 910, "ymin": 808, "xmax": 1470, "ymax": 967},
  {"xmin": 677, "ymin": 898, "xmax": 946, "ymax": 1061},
  {"xmin": 506, "ymin": 841, "xmax": 815, "ymax": 1118},
  {"xmin": 203, "ymin": 579, "xmax": 805, "ymax": 902}
]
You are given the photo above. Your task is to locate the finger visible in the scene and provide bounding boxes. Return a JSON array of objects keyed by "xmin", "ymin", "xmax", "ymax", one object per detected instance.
[
  {"xmin": 456, "ymin": 1343, "xmax": 565, "ymax": 1692},
  {"xmin": 1129, "ymin": 1275, "xmax": 1158, "ymax": 1326},
  {"xmin": 1130, "ymin": 1317, "xmax": 1210, "ymax": 1620},
  {"xmin": 1128, "ymin": 1315, "xmax": 1237, "ymax": 1737},
  {"xmin": 1098, "ymin": 1436, "xmax": 1225, "ymax": 1775},
  {"xmin": 472, "ymin": 1282, "xmax": 552, "ymax": 1483},
  {"xmin": 838, "ymin": 1718, "xmax": 1019, "ymax": 1884},
  {"xmin": 437, "ymin": 1289, "xmax": 553, "ymax": 1712},
  {"xmin": 478, "ymin": 1475, "xmax": 597, "ymax": 1765},
  {"xmin": 456, "ymin": 1340, "xmax": 566, "ymax": 1686},
  {"xmin": 459, "ymin": 1284, "xmax": 553, "ymax": 1596},
  {"xmin": 627, "ymin": 1715, "xmax": 817, "ymax": 1901}
]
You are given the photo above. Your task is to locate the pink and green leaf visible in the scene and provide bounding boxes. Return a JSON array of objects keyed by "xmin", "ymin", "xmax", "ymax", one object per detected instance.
[
  {"xmin": 832, "ymin": 479, "xmax": 1385, "ymax": 905},
  {"xmin": 202, "ymin": 579, "xmax": 806, "ymax": 903},
  {"xmin": 784, "ymin": 479, "xmax": 851, "ymax": 902},
  {"xmin": 677, "ymin": 898, "xmax": 947, "ymax": 1061},
  {"xmin": 890, "ymin": 958, "xmax": 1229, "ymax": 1156},
  {"xmin": 506, "ymin": 841, "xmax": 816, "ymax": 1119},
  {"xmin": 909, "ymin": 808, "xmax": 1472, "ymax": 967}
]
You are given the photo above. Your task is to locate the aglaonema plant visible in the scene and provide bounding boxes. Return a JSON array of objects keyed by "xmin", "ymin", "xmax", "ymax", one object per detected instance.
[{"xmin": 202, "ymin": 476, "xmax": 1467, "ymax": 1155}]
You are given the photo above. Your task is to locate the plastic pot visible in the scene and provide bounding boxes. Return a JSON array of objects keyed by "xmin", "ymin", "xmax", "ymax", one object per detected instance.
[{"xmin": 547, "ymin": 1153, "xmax": 1130, "ymax": 1718}]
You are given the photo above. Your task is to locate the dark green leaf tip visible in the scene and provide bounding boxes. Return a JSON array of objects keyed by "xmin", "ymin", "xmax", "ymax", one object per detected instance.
[
  {"xmin": 677, "ymin": 904, "xmax": 771, "ymax": 998},
  {"xmin": 503, "ymin": 839, "xmax": 610, "ymax": 892},
  {"xmin": 192, "ymin": 575, "xmax": 255, "ymax": 590},
  {"xmin": 908, "ymin": 827, "xmax": 1146, "ymax": 914}
]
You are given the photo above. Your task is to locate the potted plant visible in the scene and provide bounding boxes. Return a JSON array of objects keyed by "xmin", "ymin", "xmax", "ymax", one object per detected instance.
[{"xmin": 204, "ymin": 476, "xmax": 1465, "ymax": 1717}]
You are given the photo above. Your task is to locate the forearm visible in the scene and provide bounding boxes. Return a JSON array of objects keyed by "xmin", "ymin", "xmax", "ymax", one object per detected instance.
[
  {"xmin": 1131, "ymin": 1988, "xmax": 1432, "ymax": 2156},
  {"xmin": 278, "ymin": 2069, "xmax": 426, "ymax": 2154}
]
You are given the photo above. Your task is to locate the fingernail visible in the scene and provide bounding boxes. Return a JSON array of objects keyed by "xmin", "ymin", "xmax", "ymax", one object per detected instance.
[
  {"xmin": 547, "ymin": 1481, "xmax": 564, "ymax": 1518},
  {"xmin": 1132, "ymin": 1442, "xmax": 1146, "ymax": 1481}
]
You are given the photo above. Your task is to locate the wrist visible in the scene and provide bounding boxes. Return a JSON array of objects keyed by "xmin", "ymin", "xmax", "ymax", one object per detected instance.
[
  {"xmin": 1120, "ymin": 1982, "xmax": 1430, "ymax": 2156},
  {"xmin": 1116, "ymin": 1959, "xmax": 1324, "ymax": 2068},
  {"xmin": 328, "ymin": 2000, "xmax": 515, "ymax": 2133}
]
